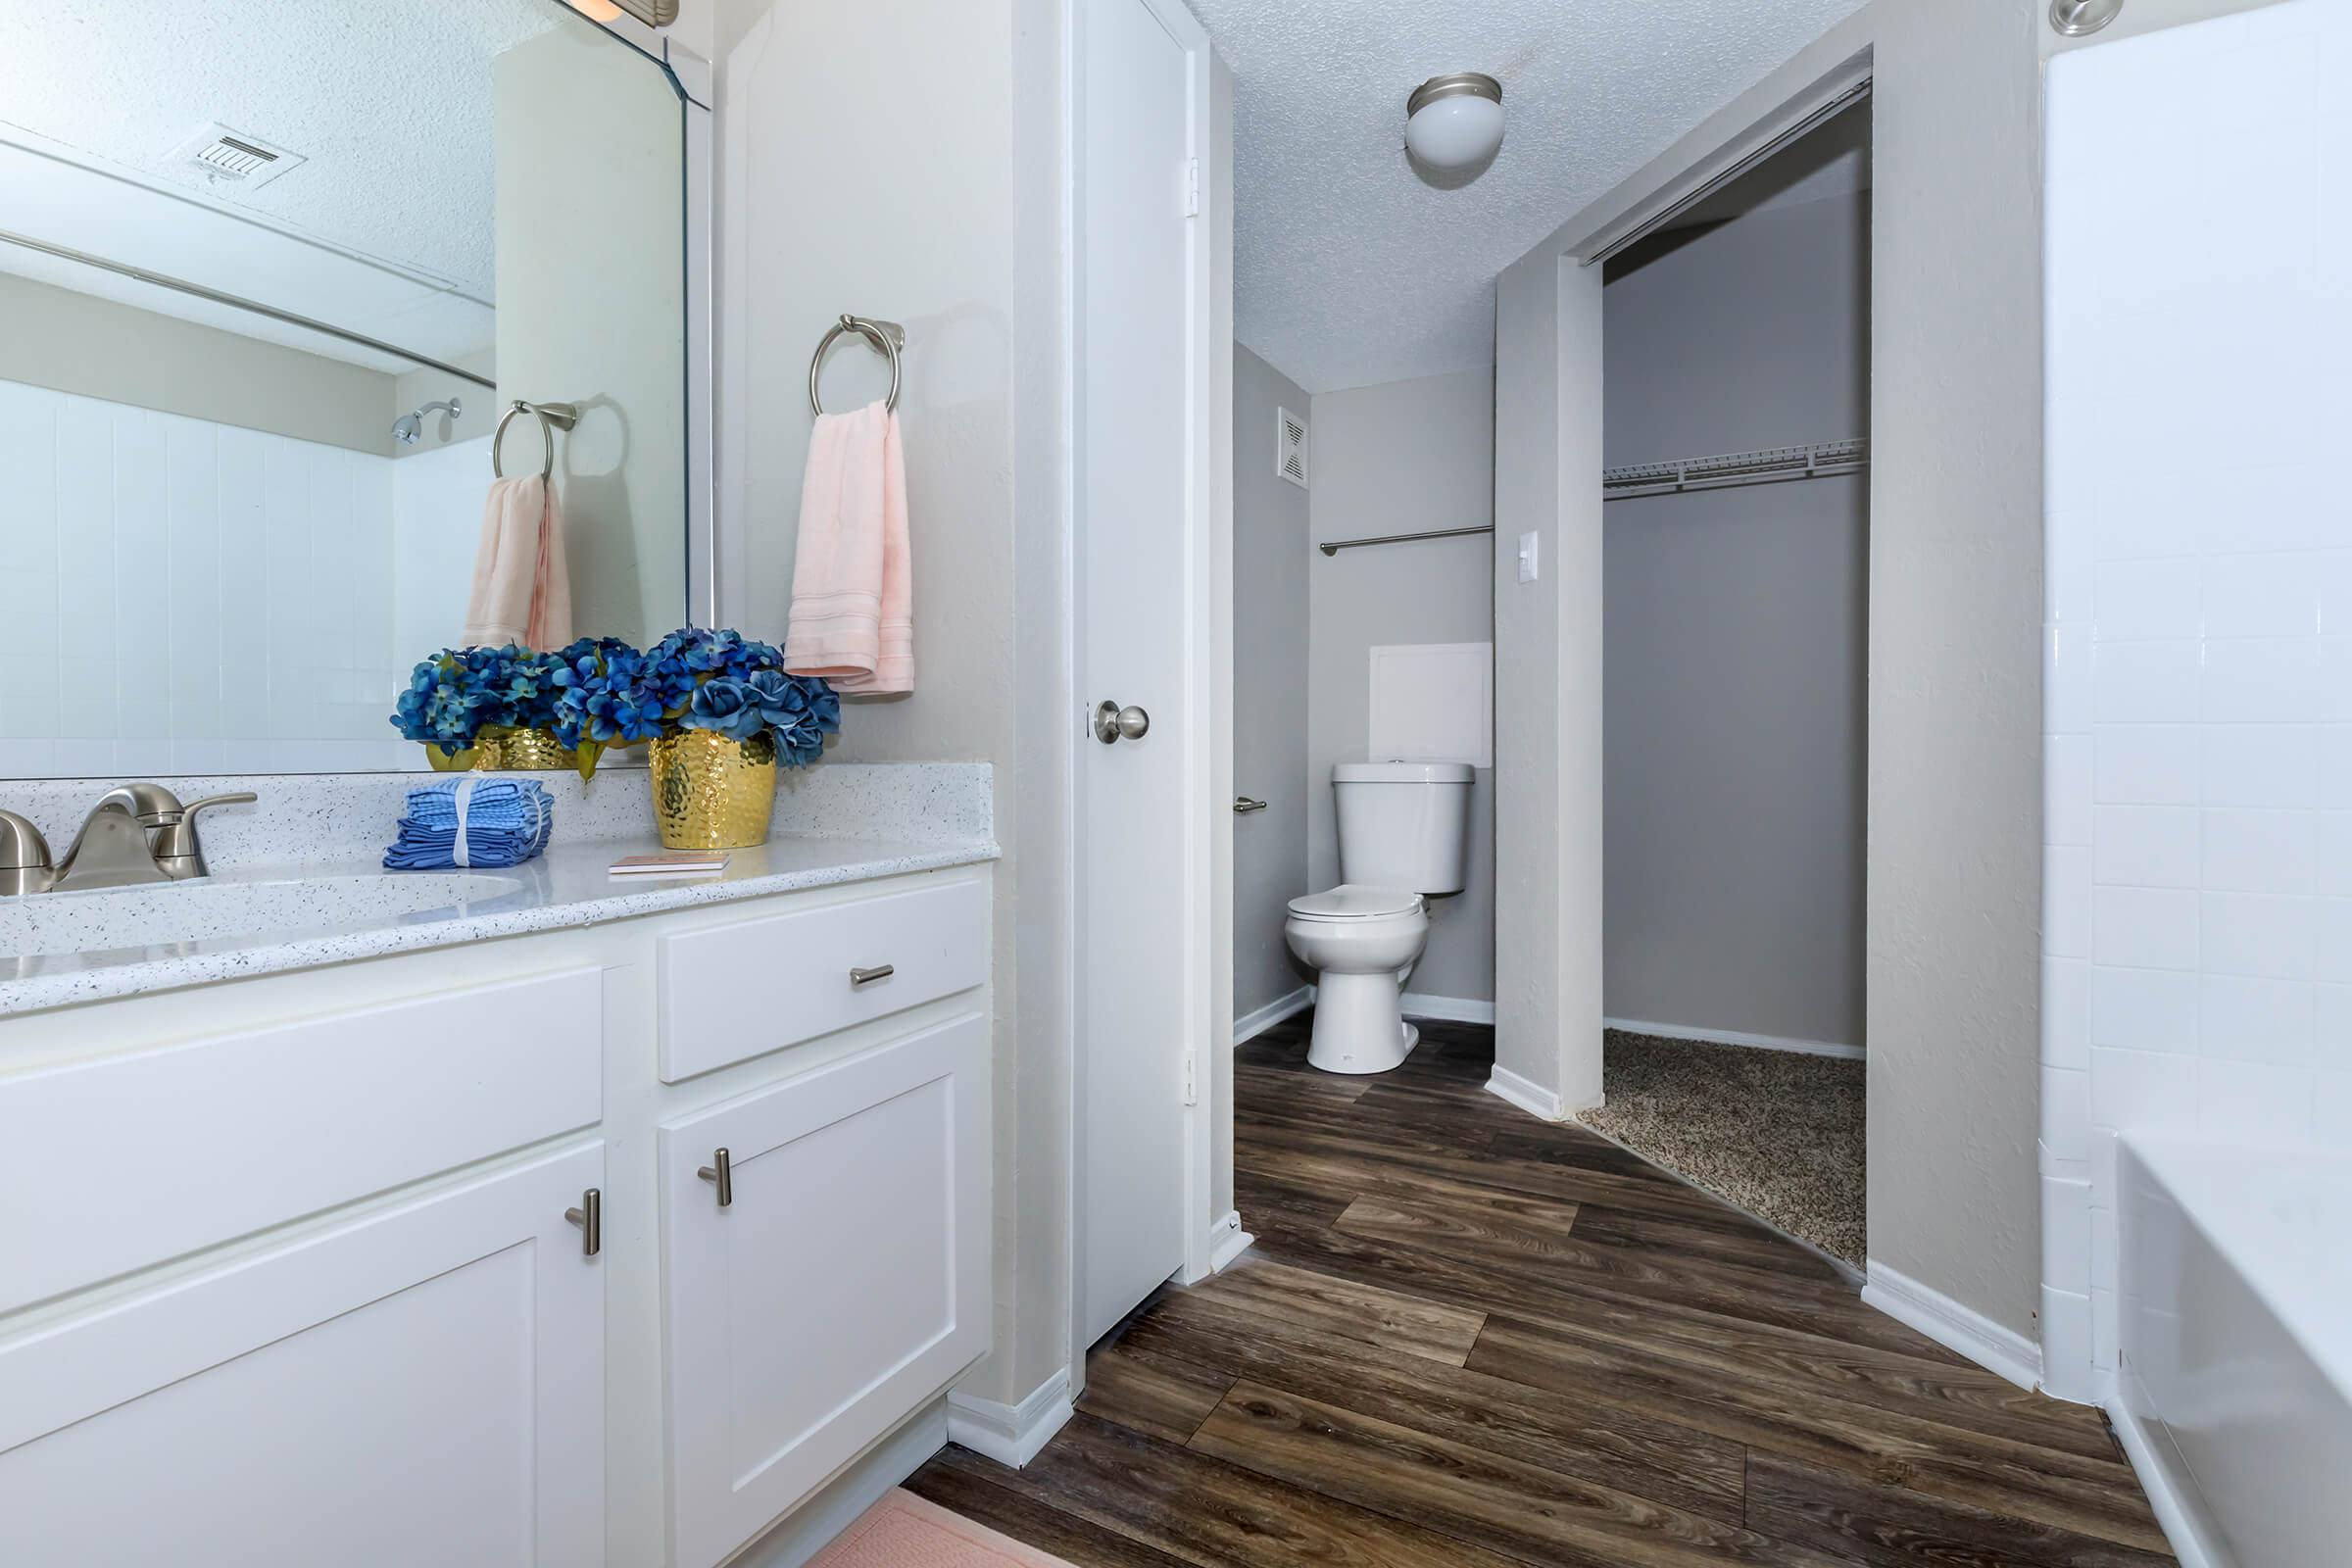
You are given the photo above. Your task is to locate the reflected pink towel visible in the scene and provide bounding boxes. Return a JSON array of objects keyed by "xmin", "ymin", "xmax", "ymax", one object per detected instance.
[
  {"xmin": 783, "ymin": 400, "xmax": 913, "ymax": 694},
  {"xmin": 462, "ymin": 475, "xmax": 572, "ymax": 650}
]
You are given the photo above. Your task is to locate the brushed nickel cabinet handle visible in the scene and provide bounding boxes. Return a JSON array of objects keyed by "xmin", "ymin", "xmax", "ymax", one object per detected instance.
[
  {"xmin": 850, "ymin": 963, "xmax": 895, "ymax": 987},
  {"xmin": 698, "ymin": 1148, "xmax": 732, "ymax": 1207},
  {"xmin": 564, "ymin": 1188, "xmax": 601, "ymax": 1257}
]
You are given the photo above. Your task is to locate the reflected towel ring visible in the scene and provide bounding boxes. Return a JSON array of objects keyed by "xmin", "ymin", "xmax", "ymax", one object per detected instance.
[
  {"xmin": 808, "ymin": 314, "xmax": 907, "ymax": 416},
  {"xmin": 492, "ymin": 399, "xmax": 580, "ymax": 481}
]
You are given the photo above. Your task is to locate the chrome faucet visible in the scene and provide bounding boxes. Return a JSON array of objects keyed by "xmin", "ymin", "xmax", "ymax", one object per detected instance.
[{"xmin": 0, "ymin": 786, "xmax": 256, "ymax": 895}]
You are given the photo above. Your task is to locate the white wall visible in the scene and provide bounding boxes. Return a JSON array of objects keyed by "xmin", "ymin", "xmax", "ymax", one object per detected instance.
[
  {"xmin": 2041, "ymin": 0, "xmax": 2352, "ymax": 1400},
  {"xmin": 0, "ymin": 375, "xmax": 490, "ymax": 777},
  {"xmin": 495, "ymin": 25, "xmax": 687, "ymax": 648},
  {"xmin": 1308, "ymin": 368, "xmax": 1497, "ymax": 1005},
  {"xmin": 715, "ymin": 0, "xmax": 1056, "ymax": 1412},
  {"xmin": 1232, "ymin": 345, "xmax": 1312, "ymax": 1021},
  {"xmin": 1602, "ymin": 192, "xmax": 1869, "ymax": 1050},
  {"xmin": 1493, "ymin": 0, "xmax": 2048, "ymax": 1341}
]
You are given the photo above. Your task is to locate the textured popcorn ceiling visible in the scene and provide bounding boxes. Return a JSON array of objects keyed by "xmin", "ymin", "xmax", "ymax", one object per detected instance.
[
  {"xmin": 1188, "ymin": 0, "xmax": 1867, "ymax": 392},
  {"xmin": 0, "ymin": 0, "xmax": 562, "ymax": 301}
]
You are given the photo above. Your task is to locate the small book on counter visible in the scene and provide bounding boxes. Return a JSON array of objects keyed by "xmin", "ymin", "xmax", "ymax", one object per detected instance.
[{"xmin": 610, "ymin": 852, "xmax": 732, "ymax": 880}]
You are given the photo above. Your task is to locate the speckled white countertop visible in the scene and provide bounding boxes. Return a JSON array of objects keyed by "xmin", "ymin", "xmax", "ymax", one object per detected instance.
[{"xmin": 0, "ymin": 763, "xmax": 996, "ymax": 1017}]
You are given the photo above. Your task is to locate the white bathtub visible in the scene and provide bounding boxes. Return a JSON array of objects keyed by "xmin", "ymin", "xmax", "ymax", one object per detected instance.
[{"xmin": 2116, "ymin": 1134, "xmax": 2352, "ymax": 1568}]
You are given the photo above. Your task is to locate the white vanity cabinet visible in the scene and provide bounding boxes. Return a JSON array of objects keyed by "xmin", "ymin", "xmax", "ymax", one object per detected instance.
[
  {"xmin": 0, "ymin": 862, "xmax": 994, "ymax": 1568},
  {"xmin": 0, "ymin": 1144, "xmax": 609, "ymax": 1568},
  {"xmin": 662, "ymin": 1011, "xmax": 990, "ymax": 1568}
]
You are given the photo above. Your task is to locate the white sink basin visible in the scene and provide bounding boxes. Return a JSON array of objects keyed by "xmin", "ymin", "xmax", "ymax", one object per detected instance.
[{"xmin": 0, "ymin": 873, "xmax": 527, "ymax": 960}]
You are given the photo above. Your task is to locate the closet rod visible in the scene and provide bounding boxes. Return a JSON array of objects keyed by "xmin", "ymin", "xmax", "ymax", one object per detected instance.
[
  {"xmin": 1314, "ymin": 439, "xmax": 1868, "ymax": 555},
  {"xmin": 1603, "ymin": 438, "xmax": 1868, "ymax": 501}
]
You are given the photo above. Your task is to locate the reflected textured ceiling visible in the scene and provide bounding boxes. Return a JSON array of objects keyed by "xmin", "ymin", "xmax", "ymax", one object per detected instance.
[
  {"xmin": 1185, "ymin": 0, "xmax": 1867, "ymax": 392},
  {"xmin": 0, "ymin": 0, "xmax": 560, "ymax": 301}
]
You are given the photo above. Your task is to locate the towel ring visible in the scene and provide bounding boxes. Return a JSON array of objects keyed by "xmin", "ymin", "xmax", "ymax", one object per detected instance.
[
  {"xmin": 492, "ymin": 400, "xmax": 580, "ymax": 480},
  {"xmin": 808, "ymin": 315, "xmax": 906, "ymax": 416}
]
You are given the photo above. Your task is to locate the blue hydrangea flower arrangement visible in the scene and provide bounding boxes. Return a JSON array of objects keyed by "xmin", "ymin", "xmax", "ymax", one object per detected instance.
[
  {"xmin": 391, "ymin": 645, "xmax": 568, "ymax": 759},
  {"xmin": 549, "ymin": 628, "xmax": 839, "ymax": 778}
]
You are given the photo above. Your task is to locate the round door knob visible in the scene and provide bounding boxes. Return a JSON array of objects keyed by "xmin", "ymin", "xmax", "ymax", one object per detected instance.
[{"xmin": 1094, "ymin": 701, "xmax": 1151, "ymax": 744}]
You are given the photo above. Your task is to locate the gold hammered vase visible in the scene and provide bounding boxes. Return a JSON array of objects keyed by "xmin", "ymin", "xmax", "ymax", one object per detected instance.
[
  {"xmin": 650, "ymin": 730, "xmax": 777, "ymax": 849},
  {"xmin": 425, "ymin": 734, "xmax": 500, "ymax": 771},
  {"xmin": 487, "ymin": 726, "xmax": 578, "ymax": 772}
]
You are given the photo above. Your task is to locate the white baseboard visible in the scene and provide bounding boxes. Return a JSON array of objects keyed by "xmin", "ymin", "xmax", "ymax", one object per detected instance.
[
  {"xmin": 945, "ymin": 1369, "xmax": 1073, "ymax": 1470},
  {"xmin": 733, "ymin": 1396, "xmax": 949, "ymax": 1567},
  {"xmin": 1207, "ymin": 1209, "xmax": 1254, "ymax": 1272},
  {"xmin": 1233, "ymin": 986, "xmax": 1314, "ymax": 1045},
  {"xmin": 1401, "ymin": 992, "xmax": 1496, "ymax": 1025},
  {"xmin": 2108, "ymin": 1367, "xmax": 2227, "ymax": 1568},
  {"xmin": 1604, "ymin": 1015, "xmax": 1864, "ymax": 1061},
  {"xmin": 1862, "ymin": 1257, "xmax": 2041, "ymax": 1392},
  {"xmin": 1485, "ymin": 1063, "xmax": 1565, "ymax": 1121}
]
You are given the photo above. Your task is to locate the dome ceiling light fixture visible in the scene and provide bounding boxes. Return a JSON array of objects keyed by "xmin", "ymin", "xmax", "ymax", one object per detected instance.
[{"xmin": 1404, "ymin": 73, "xmax": 1505, "ymax": 173}]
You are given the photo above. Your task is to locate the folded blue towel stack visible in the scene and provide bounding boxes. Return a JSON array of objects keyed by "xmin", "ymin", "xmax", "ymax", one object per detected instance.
[{"xmin": 384, "ymin": 776, "xmax": 555, "ymax": 870}]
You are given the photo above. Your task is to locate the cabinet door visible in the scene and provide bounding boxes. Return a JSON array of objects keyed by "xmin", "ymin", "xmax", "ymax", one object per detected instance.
[
  {"xmin": 0, "ymin": 1145, "xmax": 605, "ymax": 1568},
  {"xmin": 663, "ymin": 1012, "xmax": 989, "ymax": 1568}
]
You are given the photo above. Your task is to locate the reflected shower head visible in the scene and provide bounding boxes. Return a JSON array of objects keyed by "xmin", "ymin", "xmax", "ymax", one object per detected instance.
[{"xmin": 392, "ymin": 397, "xmax": 463, "ymax": 447}]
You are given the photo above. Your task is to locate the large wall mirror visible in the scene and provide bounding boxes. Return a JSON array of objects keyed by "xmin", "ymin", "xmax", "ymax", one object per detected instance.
[{"xmin": 0, "ymin": 0, "xmax": 699, "ymax": 776}]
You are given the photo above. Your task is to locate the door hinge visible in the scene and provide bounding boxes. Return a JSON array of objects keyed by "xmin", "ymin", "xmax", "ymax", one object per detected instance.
[
  {"xmin": 1183, "ymin": 1048, "xmax": 1198, "ymax": 1105},
  {"xmin": 1183, "ymin": 158, "xmax": 1199, "ymax": 218}
]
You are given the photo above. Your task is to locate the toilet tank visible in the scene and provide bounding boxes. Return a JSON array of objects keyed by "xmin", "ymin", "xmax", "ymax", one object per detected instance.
[{"xmin": 1333, "ymin": 762, "xmax": 1475, "ymax": 895}]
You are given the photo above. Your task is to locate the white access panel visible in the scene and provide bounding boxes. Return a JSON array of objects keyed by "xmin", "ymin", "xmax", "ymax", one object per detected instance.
[{"xmin": 1369, "ymin": 641, "xmax": 1494, "ymax": 768}]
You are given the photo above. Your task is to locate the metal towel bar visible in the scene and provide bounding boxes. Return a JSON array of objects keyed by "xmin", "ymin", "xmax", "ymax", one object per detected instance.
[
  {"xmin": 808, "ymin": 315, "xmax": 907, "ymax": 416},
  {"xmin": 492, "ymin": 400, "xmax": 580, "ymax": 481}
]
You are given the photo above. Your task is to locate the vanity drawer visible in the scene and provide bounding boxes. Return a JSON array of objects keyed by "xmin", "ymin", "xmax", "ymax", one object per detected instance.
[
  {"xmin": 0, "ymin": 967, "xmax": 602, "ymax": 1314},
  {"xmin": 657, "ymin": 875, "xmax": 987, "ymax": 1081}
]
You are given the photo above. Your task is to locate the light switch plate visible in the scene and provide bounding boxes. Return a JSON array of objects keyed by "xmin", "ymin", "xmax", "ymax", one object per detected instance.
[{"xmin": 1517, "ymin": 531, "xmax": 1540, "ymax": 583}]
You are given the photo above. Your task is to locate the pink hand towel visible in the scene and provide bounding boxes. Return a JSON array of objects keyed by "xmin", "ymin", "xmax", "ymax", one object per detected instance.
[
  {"xmin": 783, "ymin": 400, "xmax": 913, "ymax": 693},
  {"xmin": 462, "ymin": 475, "xmax": 573, "ymax": 651}
]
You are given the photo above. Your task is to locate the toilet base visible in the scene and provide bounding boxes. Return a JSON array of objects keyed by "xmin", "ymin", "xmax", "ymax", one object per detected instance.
[{"xmin": 1307, "ymin": 971, "xmax": 1418, "ymax": 1075}]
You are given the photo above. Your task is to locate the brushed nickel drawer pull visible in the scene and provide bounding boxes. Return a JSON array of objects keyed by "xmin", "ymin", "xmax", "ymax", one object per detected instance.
[
  {"xmin": 564, "ymin": 1188, "xmax": 602, "ymax": 1257},
  {"xmin": 698, "ymin": 1148, "xmax": 732, "ymax": 1208},
  {"xmin": 850, "ymin": 964, "xmax": 895, "ymax": 987}
]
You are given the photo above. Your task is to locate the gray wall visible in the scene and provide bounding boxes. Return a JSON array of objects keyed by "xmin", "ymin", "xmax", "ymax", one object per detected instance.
[
  {"xmin": 1307, "ymin": 368, "xmax": 1497, "ymax": 1004},
  {"xmin": 1232, "ymin": 344, "xmax": 1312, "ymax": 1021},
  {"xmin": 0, "ymin": 271, "xmax": 398, "ymax": 456},
  {"xmin": 1863, "ymin": 0, "xmax": 2043, "ymax": 1339},
  {"xmin": 1493, "ymin": 0, "xmax": 2047, "ymax": 1339},
  {"xmin": 1601, "ymin": 193, "xmax": 1869, "ymax": 1049}
]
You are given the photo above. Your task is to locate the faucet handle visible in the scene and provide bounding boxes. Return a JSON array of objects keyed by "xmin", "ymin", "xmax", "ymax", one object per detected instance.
[
  {"xmin": 0, "ymin": 810, "xmax": 53, "ymax": 896},
  {"xmin": 150, "ymin": 792, "xmax": 256, "ymax": 880}
]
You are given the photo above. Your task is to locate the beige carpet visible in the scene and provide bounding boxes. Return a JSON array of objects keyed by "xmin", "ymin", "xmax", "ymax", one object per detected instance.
[
  {"xmin": 809, "ymin": 1491, "xmax": 1079, "ymax": 1568},
  {"xmin": 1579, "ymin": 1029, "xmax": 1865, "ymax": 1268}
]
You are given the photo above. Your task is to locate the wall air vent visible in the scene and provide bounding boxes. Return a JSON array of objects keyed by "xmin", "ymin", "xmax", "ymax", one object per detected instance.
[
  {"xmin": 1276, "ymin": 406, "xmax": 1309, "ymax": 490},
  {"xmin": 169, "ymin": 123, "xmax": 305, "ymax": 190}
]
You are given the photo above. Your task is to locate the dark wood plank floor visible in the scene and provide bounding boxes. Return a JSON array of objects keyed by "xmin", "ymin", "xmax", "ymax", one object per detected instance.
[{"xmin": 909, "ymin": 1014, "xmax": 2173, "ymax": 1567}]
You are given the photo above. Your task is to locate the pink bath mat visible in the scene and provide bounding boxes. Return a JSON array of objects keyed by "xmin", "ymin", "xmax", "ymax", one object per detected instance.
[{"xmin": 807, "ymin": 1490, "xmax": 1079, "ymax": 1568}]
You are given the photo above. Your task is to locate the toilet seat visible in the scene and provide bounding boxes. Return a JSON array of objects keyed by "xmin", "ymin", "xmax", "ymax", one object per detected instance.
[{"xmin": 1287, "ymin": 884, "xmax": 1423, "ymax": 922}]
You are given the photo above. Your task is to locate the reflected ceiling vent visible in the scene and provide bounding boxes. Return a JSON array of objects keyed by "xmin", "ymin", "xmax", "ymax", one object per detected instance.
[
  {"xmin": 1277, "ymin": 407, "xmax": 1309, "ymax": 490},
  {"xmin": 169, "ymin": 123, "xmax": 305, "ymax": 190}
]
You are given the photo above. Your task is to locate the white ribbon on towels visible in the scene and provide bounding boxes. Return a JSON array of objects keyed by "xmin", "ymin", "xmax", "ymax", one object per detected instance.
[{"xmin": 452, "ymin": 775, "xmax": 476, "ymax": 869}]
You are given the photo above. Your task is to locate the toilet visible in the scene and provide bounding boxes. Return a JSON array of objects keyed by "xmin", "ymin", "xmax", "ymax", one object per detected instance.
[{"xmin": 1286, "ymin": 761, "xmax": 1474, "ymax": 1074}]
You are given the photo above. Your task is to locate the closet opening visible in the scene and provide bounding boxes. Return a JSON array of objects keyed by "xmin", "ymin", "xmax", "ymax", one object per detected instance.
[{"xmin": 1591, "ymin": 100, "xmax": 1872, "ymax": 1270}]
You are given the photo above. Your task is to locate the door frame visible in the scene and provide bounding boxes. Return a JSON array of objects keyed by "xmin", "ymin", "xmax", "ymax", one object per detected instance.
[{"xmin": 1062, "ymin": 0, "xmax": 1222, "ymax": 1382}]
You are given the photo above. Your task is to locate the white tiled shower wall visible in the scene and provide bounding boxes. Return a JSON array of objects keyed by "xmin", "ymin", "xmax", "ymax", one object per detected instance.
[
  {"xmin": 0, "ymin": 377, "xmax": 491, "ymax": 776},
  {"xmin": 2041, "ymin": 0, "xmax": 2352, "ymax": 1402}
]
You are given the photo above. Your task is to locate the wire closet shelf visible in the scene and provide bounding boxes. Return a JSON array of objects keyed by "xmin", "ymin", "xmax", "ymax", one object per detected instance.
[{"xmin": 1313, "ymin": 437, "xmax": 1870, "ymax": 556}]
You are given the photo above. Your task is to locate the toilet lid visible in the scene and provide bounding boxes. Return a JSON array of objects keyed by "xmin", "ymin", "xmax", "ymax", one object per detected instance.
[{"xmin": 1288, "ymin": 884, "xmax": 1423, "ymax": 921}]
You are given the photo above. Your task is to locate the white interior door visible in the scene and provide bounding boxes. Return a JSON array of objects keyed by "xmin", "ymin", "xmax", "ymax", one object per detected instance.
[{"xmin": 1075, "ymin": 0, "xmax": 1207, "ymax": 1348}]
